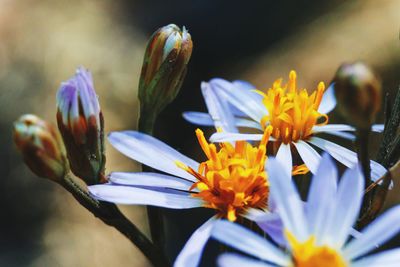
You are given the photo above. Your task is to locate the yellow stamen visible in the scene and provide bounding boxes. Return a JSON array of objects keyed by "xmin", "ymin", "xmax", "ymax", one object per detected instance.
[
  {"xmin": 292, "ymin": 164, "xmax": 310, "ymax": 175},
  {"xmin": 258, "ymin": 71, "xmax": 329, "ymax": 144},
  {"xmin": 286, "ymin": 230, "xmax": 348, "ymax": 267},
  {"xmin": 177, "ymin": 129, "xmax": 270, "ymax": 221}
]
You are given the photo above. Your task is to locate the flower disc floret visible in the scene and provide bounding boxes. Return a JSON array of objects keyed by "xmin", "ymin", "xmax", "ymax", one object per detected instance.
[
  {"xmin": 177, "ymin": 128, "xmax": 272, "ymax": 221},
  {"xmin": 258, "ymin": 71, "xmax": 328, "ymax": 144},
  {"xmin": 287, "ymin": 231, "xmax": 348, "ymax": 267}
]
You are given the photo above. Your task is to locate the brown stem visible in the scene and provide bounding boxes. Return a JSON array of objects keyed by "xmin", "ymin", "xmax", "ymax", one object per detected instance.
[
  {"xmin": 356, "ymin": 128, "xmax": 372, "ymax": 216},
  {"xmin": 60, "ymin": 175, "xmax": 170, "ymax": 267}
]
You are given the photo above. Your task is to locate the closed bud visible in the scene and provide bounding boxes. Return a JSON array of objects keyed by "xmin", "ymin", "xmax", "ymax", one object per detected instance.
[
  {"xmin": 56, "ymin": 67, "xmax": 106, "ymax": 185},
  {"xmin": 13, "ymin": 114, "xmax": 68, "ymax": 182},
  {"xmin": 333, "ymin": 62, "xmax": 382, "ymax": 129},
  {"xmin": 139, "ymin": 24, "xmax": 193, "ymax": 117}
]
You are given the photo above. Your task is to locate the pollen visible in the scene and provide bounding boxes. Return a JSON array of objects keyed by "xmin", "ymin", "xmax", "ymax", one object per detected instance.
[
  {"xmin": 286, "ymin": 231, "xmax": 348, "ymax": 267},
  {"xmin": 258, "ymin": 70, "xmax": 328, "ymax": 144},
  {"xmin": 176, "ymin": 127, "xmax": 272, "ymax": 221}
]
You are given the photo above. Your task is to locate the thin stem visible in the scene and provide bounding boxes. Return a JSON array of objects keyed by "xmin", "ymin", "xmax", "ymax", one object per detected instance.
[
  {"xmin": 60, "ymin": 174, "xmax": 170, "ymax": 267},
  {"xmin": 138, "ymin": 105, "xmax": 165, "ymax": 252}
]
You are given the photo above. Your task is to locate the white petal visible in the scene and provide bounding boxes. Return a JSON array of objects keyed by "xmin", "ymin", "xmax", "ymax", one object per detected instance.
[
  {"xmin": 201, "ymin": 81, "xmax": 238, "ymax": 133},
  {"xmin": 211, "ymin": 220, "xmax": 289, "ymax": 265},
  {"xmin": 352, "ymin": 248, "xmax": 400, "ymax": 267},
  {"xmin": 243, "ymin": 208, "xmax": 272, "ymax": 221},
  {"xmin": 318, "ymin": 83, "xmax": 336, "ymax": 114},
  {"xmin": 89, "ymin": 184, "xmax": 203, "ymax": 208},
  {"xmin": 308, "ymin": 137, "xmax": 388, "ymax": 183},
  {"xmin": 344, "ymin": 206, "xmax": 400, "ymax": 260},
  {"xmin": 218, "ymin": 253, "xmax": 276, "ymax": 267},
  {"xmin": 312, "ymin": 123, "xmax": 383, "ymax": 134},
  {"xmin": 182, "ymin": 112, "xmax": 215, "ymax": 126},
  {"xmin": 266, "ymin": 158, "xmax": 308, "ymax": 241},
  {"xmin": 276, "ymin": 144, "xmax": 293, "ymax": 179},
  {"xmin": 182, "ymin": 112, "xmax": 262, "ymax": 130},
  {"xmin": 230, "ymin": 80, "xmax": 262, "ymax": 117},
  {"xmin": 243, "ymin": 208, "xmax": 286, "ymax": 245},
  {"xmin": 327, "ymin": 165, "xmax": 364, "ymax": 248},
  {"xmin": 293, "ymin": 141, "xmax": 321, "ymax": 174},
  {"xmin": 349, "ymin": 228, "xmax": 362, "ymax": 239},
  {"xmin": 254, "ymin": 214, "xmax": 286, "ymax": 246},
  {"xmin": 235, "ymin": 118, "xmax": 264, "ymax": 130},
  {"xmin": 109, "ymin": 172, "xmax": 194, "ymax": 191},
  {"xmin": 108, "ymin": 131, "xmax": 199, "ymax": 182},
  {"xmin": 306, "ymin": 154, "xmax": 338, "ymax": 243},
  {"xmin": 174, "ymin": 217, "xmax": 216, "ymax": 267},
  {"xmin": 232, "ymin": 80, "xmax": 256, "ymax": 91},
  {"xmin": 372, "ymin": 124, "xmax": 384, "ymax": 132},
  {"xmin": 312, "ymin": 124, "xmax": 355, "ymax": 133},
  {"xmin": 210, "ymin": 132, "xmax": 264, "ymax": 143},
  {"xmin": 324, "ymin": 131, "xmax": 356, "ymax": 141},
  {"xmin": 313, "ymin": 125, "xmax": 357, "ymax": 140},
  {"xmin": 210, "ymin": 78, "xmax": 266, "ymax": 122}
]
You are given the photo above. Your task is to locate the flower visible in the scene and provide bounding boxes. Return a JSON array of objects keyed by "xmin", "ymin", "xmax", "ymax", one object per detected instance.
[
  {"xmin": 88, "ymin": 128, "xmax": 276, "ymax": 267},
  {"xmin": 211, "ymin": 154, "xmax": 400, "ymax": 267},
  {"xmin": 183, "ymin": 71, "xmax": 386, "ymax": 181},
  {"xmin": 56, "ymin": 67, "xmax": 106, "ymax": 185},
  {"xmin": 13, "ymin": 114, "xmax": 68, "ymax": 182}
]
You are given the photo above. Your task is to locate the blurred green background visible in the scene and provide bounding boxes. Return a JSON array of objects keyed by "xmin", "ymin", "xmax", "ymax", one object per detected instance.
[{"xmin": 0, "ymin": 0, "xmax": 399, "ymax": 266}]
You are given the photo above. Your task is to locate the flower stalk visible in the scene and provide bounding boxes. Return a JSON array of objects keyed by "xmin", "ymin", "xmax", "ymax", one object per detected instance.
[
  {"xmin": 333, "ymin": 62, "xmax": 382, "ymax": 215},
  {"xmin": 138, "ymin": 24, "xmax": 193, "ymax": 250},
  {"xmin": 60, "ymin": 174, "xmax": 170, "ymax": 267},
  {"xmin": 14, "ymin": 114, "xmax": 170, "ymax": 267}
]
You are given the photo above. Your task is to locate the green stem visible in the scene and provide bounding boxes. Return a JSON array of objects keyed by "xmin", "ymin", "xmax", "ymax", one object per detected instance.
[
  {"xmin": 138, "ymin": 105, "xmax": 165, "ymax": 252},
  {"xmin": 60, "ymin": 175, "xmax": 170, "ymax": 267}
]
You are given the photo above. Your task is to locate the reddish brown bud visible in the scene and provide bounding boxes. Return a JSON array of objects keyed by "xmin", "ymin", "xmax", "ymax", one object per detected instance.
[{"xmin": 13, "ymin": 114, "xmax": 68, "ymax": 182}]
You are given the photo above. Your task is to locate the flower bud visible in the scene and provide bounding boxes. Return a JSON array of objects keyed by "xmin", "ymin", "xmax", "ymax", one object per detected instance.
[
  {"xmin": 333, "ymin": 62, "xmax": 382, "ymax": 129},
  {"xmin": 56, "ymin": 67, "xmax": 106, "ymax": 185},
  {"xmin": 138, "ymin": 24, "xmax": 193, "ymax": 116},
  {"xmin": 13, "ymin": 114, "xmax": 68, "ymax": 182}
]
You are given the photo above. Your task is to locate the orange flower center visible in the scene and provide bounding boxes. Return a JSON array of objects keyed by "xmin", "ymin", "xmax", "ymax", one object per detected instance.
[
  {"xmin": 286, "ymin": 231, "xmax": 348, "ymax": 267},
  {"xmin": 176, "ymin": 128, "xmax": 272, "ymax": 221},
  {"xmin": 257, "ymin": 71, "xmax": 328, "ymax": 144}
]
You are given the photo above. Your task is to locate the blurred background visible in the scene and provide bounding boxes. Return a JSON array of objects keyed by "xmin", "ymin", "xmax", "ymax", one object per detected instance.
[{"xmin": 0, "ymin": 0, "xmax": 399, "ymax": 266}]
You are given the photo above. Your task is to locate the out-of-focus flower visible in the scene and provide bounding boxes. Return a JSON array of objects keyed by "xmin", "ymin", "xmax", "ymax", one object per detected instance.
[
  {"xmin": 212, "ymin": 154, "xmax": 400, "ymax": 267},
  {"xmin": 183, "ymin": 71, "xmax": 386, "ymax": 182},
  {"xmin": 13, "ymin": 114, "xmax": 68, "ymax": 182},
  {"xmin": 56, "ymin": 67, "xmax": 105, "ymax": 185},
  {"xmin": 89, "ymin": 128, "xmax": 278, "ymax": 267},
  {"xmin": 333, "ymin": 62, "xmax": 381, "ymax": 129},
  {"xmin": 138, "ymin": 24, "xmax": 193, "ymax": 124}
]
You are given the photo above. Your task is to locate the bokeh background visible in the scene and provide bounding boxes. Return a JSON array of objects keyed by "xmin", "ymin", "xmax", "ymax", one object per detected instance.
[{"xmin": 1, "ymin": 0, "xmax": 399, "ymax": 266}]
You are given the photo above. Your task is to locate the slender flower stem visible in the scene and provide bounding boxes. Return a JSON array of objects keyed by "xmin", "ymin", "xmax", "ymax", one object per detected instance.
[
  {"xmin": 138, "ymin": 105, "xmax": 165, "ymax": 252},
  {"xmin": 378, "ymin": 87, "xmax": 400, "ymax": 168},
  {"xmin": 356, "ymin": 89, "xmax": 400, "ymax": 228},
  {"xmin": 60, "ymin": 174, "xmax": 170, "ymax": 267}
]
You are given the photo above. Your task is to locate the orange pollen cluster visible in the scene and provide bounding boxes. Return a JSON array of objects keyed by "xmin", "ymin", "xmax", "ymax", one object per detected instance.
[
  {"xmin": 176, "ymin": 128, "xmax": 272, "ymax": 222},
  {"xmin": 286, "ymin": 231, "xmax": 348, "ymax": 267},
  {"xmin": 257, "ymin": 70, "xmax": 328, "ymax": 144}
]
